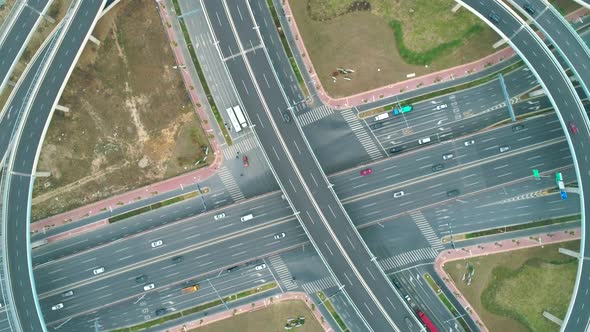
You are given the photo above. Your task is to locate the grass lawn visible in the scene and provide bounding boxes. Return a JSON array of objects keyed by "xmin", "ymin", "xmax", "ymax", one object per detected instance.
[
  {"xmin": 30, "ymin": 0, "xmax": 211, "ymax": 220},
  {"xmin": 188, "ymin": 300, "xmax": 323, "ymax": 332},
  {"xmin": 290, "ymin": 0, "xmax": 579, "ymax": 98},
  {"xmin": 443, "ymin": 240, "xmax": 580, "ymax": 332}
]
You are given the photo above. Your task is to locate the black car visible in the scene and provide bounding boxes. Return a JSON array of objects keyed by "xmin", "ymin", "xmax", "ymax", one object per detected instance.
[
  {"xmin": 155, "ymin": 308, "xmax": 167, "ymax": 316},
  {"xmin": 389, "ymin": 146, "xmax": 404, "ymax": 154},
  {"xmin": 432, "ymin": 164, "xmax": 445, "ymax": 172},
  {"xmin": 371, "ymin": 122, "xmax": 384, "ymax": 130},
  {"xmin": 447, "ymin": 189, "xmax": 460, "ymax": 197},
  {"xmin": 282, "ymin": 112, "xmax": 291, "ymax": 122},
  {"xmin": 392, "ymin": 277, "xmax": 402, "ymax": 289},
  {"xmin": 522, "ymin": 3, "xmax": 535, "ymax": 15},
  {"xmin": 135, "ymin": 275, "xmax": 147, "ymax": 283},
  {"xmin": 172, "ymin": 256, "xmax": 184, "ymax": 264},
  {"xmin": 488, "ymin": 12, "xmax": 501, "ymax": 24},
  {"xmin": 512, "ymin": 124, "xmax": 525, "ymax": 132}
]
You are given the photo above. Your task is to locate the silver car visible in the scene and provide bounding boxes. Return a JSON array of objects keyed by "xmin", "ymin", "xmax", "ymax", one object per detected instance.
[
  {"xmin": 393, "ymin": 191, "xmax": 405, "ymax": 198},
  {"xmin": 442, "ymin": 152, "xmax": 454, "ymax": 160},
  {"xmin": 62, "ymin": 290, "xmax": 74, "ymax": 298},
  {"xmin": 499, "ymin": 145, "xmax": 511, "ymax": 153}
]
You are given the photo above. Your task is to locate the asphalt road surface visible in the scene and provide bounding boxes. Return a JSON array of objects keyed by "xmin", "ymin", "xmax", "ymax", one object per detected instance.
[
  {"xmin": 0, "ymin": 0, "xmax": 51, "ymax": 95},
  {"xmin": 462, "ymin": 1, "xmax": 590, "ymax": 331},
  {"xmin": 3, "ymin": 0, "xmax": 106, "ymax": 331}
]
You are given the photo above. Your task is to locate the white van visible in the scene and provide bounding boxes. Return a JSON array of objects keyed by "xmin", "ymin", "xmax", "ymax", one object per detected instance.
[
  {"xmin": 374, "ymin": 113, "xmax": 389, "ymax": 121},
  {"xmin": 240, "ymin": 214, "xmax": 254, "ymax": 222},
  {"xmin": 418, "ymin": 137, "xmax": 431, "ymax": 145}
]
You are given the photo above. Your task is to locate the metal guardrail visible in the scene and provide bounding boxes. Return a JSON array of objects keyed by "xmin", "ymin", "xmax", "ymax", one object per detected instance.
[
  {"xmin": 0, "ymin": 21, "xmax": 65, "ymax": 331},
  {"xmin": 0, "ymin": 0, "xmax": 81, "ymax": 329},
  {"xmin": 0, "ymin": 0, "xmax": 26, "ymax": 48},
  {"xmin": 459, "ymin": 1, "xmax": 588, "ymax": 331},
  {"xmin": 0, "ymin": 166, "xmax": 15, "ymax": 332}
]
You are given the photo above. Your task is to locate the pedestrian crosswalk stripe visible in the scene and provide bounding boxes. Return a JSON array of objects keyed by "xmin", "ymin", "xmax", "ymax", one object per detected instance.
[
  {"xmin": 409, "ymin": 211, "xmax": 444, "ymax": 251},
  {"xmin": 301, "ymin": 276, "xmax": 337, "ymax": 294},
  {"xmin": 297, "ymin": 104, "xmax": 334, "ymax": 126},
  {"xmin": 222, "ymin": 135, "xmax": 258, "ymax": 160},
  {"xmin": 268, "ymin": 255, "xmax": 298, "ymax": 291},
  {"xmin": 217, "ymin": 167, "xmax": 245, "ymax": 202},
  {"xmin": 378, "ymin": 247, "xmax": 439, "ymax": 271},
  {"xmin": 341, "ymin": 109, "xmax": 383, "ymax": 161}
]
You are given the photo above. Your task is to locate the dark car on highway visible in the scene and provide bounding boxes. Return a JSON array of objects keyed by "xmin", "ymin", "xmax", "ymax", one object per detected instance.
[
  {"xmin": 371, "ymin": 122, "xmax": 383, "ymax": 130},
  {"xmin": 447, "ymin": 189, "xmax": 460, "ymax": 197},
  {"xmin": 389, "ymin": 146, "xmax": 404, "ymax": 154},
  {"xmin": 172, "ymin": 256, "xmax": 183, "ymax": 264},
  {"xmin": 512, "ymin": 124, "xmax": 525, "ymax": 132},
  {"xmin": 282, "ymin": 112, "xmax": 291, "ymax": 122},
  {"xmin": 522, "ymin": 3, "xmax": 535, "ymax": 14},
  {"xmin": 392, "ymin": 277, "xmax": 402, "ymax": 289},
  {"xmin": 489, "ymin": 12, "xmax": 501, "ymax": 24},
  {"xmin": 432, "ymin": 164, "xmax": 445, "ymax": 172}
]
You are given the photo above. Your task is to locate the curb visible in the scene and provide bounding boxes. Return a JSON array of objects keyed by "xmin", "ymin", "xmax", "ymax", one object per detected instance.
[{"xmin": 166, "ymin": 292, "xmax": 332, "ymax": 332}]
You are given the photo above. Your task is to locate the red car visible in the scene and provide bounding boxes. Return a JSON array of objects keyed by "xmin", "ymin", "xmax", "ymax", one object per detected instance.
[
  {"xmin": 242, "ymin": 155, "xmax": 249, "ymax": 167},
  {"xmin": 360, "ymin": 168, "xmax": 372, "ymax": 176},
  {"xmin": 569, "ymin": 121, "xmax": 579, "ymax": 134}
]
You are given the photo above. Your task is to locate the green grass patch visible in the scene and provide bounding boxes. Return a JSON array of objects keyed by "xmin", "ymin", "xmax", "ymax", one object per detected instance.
[
  {"xmin": 360, "ymin": 60, "xmax": 524, "ymax": 119},
  {"xmin": 463, "ymin": 214, "xmax": 579, "ymax": 240},
  {"xmin": 112, "ymin": 282, "xmax": 278, "ymax": 332},
  {"xmin": 481, "ymin": 256, "xmax": 577, "ymax": 331},
  {"xmin": 423, "ymin": 273, "xmax": 471, "ymax": 332},
  {"xmin": 266, "ymin": 0, "xmax": 309, "ymax": 97},
  {"xmin": 443, "ymin": 241, "xmax": 579, "ymax": 332},
  {"xmin": 108, "ymin": 191, "xmax": 201, "ymax": 223},
  {"xmin": 390, "ymin": 20, "xmax": 482, "ymax": 65},
  {"xmin": 317, "ymin": 291, "xmax": 349, "ymax": 332},
  {"xmin": 171, "ymin": 0, "xmax": 232, "ymax": 145}
]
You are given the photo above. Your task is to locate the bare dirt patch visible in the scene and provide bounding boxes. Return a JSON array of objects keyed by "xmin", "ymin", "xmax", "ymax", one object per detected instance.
[
  {"xmin": 31, "ymin": 0, "xmax": 210, "ymax": 220},
  {"xmin": 0, "ymin": 0, "xmax": 17, "ymax": 27},
  {"xmin": 291, "ymin": 0, "xmax": 499, "ymax": 98},
  {"xmin": 443, "ymin": 240, "xmax": 579, "ymax": 332}
]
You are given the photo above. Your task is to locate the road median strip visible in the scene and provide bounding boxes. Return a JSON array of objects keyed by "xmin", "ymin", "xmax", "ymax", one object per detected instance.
[
  {"xmin": 111, "ymin": 282, "xmax": 277, "ymax": 332},
  {"xmin": 170, "ymin": 0, "xmax": 232, "ymax": 145},
  {"xmin": 341, "ymin": 136, "xmax": 565, "ymax": 204},
  {"xmin": 317, "ymin": 291, "xmax": 349, "ymax": 332},
  {"xmin": 109, "ymin": 190, "xmax": 205, "ymax": 224},
  {"xmin": 423, "ymin": 273, "xmax": 472, "ymax": 332},
  {"xmin": 442, "ymin": 213, "xmax": 580, "ymax": 243},
  {"xmin": 359, "ymin": 61, "xmax": 524, "ymax": 119},
  {"xmin": 266, "ymin": 0, "xmax": 310, "ymax": 98}
]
